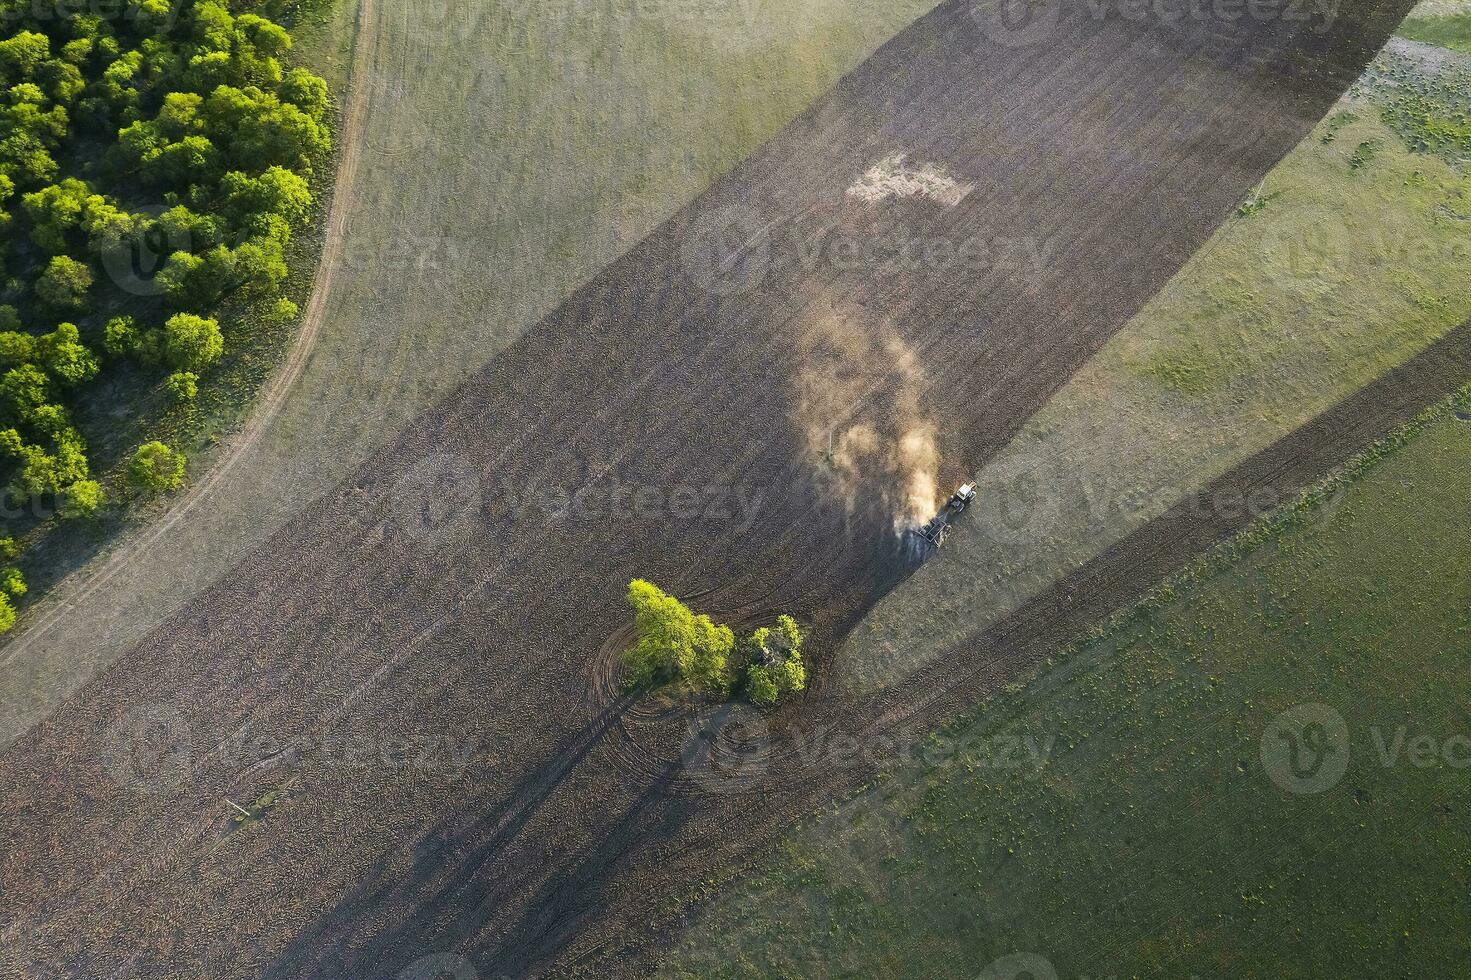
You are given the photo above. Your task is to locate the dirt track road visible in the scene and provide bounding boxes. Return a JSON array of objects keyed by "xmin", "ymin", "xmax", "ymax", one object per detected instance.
[{"xmin": 0, "ymin": 1, "xmax": 1416, "ymax": 977}]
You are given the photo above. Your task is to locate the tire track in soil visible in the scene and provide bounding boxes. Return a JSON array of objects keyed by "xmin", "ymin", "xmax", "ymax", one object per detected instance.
[{"xmin": 0, "ymin": 1, "xmax": 1420, "ymax": 978}]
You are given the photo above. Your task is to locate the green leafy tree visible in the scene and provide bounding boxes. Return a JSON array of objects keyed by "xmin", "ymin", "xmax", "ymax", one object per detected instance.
[
  {"xmin": 60, "ymin": 38, "xmax": 92, "ymax": 67},
  {"xmin": 220, "ymin": 166, "xmax": 311, "ymax": 226},
  {"xmin": 59, "ymin": 477, "xmax": 104, "ymax": 518},
  {"xmin": 148, "ymin": 133, "xmax": 219, "ymax": 186},
  {"xmin": 741, "ymin": 616, "xmax": 806, "ymax": 705},
  {"xmin": 201, "ymin": 84, "xmax": 330, "ymax": 172},
  {"xmin": 164, "ymin": 370, "xmax": 197, "ymax": 403},
  {"xmin": 158, "ymin": 243, "xmax": 280, "ymax": 309},
  {"xmin": 81, "ymin": 201, "xmax": 143, "ymax": 257},
  {"xmin": 160, "ymin": 312, "xmax": 222, "ymax": 371},
  {"xmin": 7, "ymin": 85, "xmax": 69, "ymax": 144},
  {"xmin": 0, "ymin": 364, "xmax": 49, "ymax": 418},
  {"xmin": 0, "ymin": 32, "xmax": 50, "ymax": 83},
  {"xmin": 270, "ymin": 296, "xmax": 298, "ymax": 322},
  {"xmin": 229, "ymin": 231, "xmax": 289, "ymax": 296},
  {"xmin": 0, "ymin": 416, "xmax": 90, "ymax": 499},
  {"xmin": 156, "ymin": 249, "xmax": 215, "ymax": 308},
  {"xmin": 688, "ymin": 614, "xmax": 735, "ymax": 694},
  {"xmin": 128, "ymin": 440, "xmax": 185, "ymax": 496},
  {"xmin": 624, "ymin": 579, "xmax": 734, "ymax": 694},
  {"xmin": 102, "ymin": 314, "xmax": 139, "ymax": 358},
  {"xmin": 0, "ymin": 131, "xmax": 58, "ymax": 186},
  {"xmin": 34, "ymin": 254, "xmax": 92, "ymax": 312},
  {"xmin": 746, "ymin": 666, "xmax": 779, "ymax": 706},
  {"xmin": 0, "ymin": 331, "xmax": 35, "ymax": 366},
  {"xmin": 132, "ymin": 0, "xmax": 181, "ymax": 36},
  {"xmin": 0, "ymin": 566, "xmax": 25, "ymax": 600},
  {"xmin": 625, "ymin": 578, "xmax": 697, "ymax": 686},
  {"xmin": 37, "ymin": 58, "xmax": 85, "ymax": 106},
  {"xmin": 233, "ymin": 14, "xmax": 292, "ymax": 87},
  {"xmin": 97, "ymin": 49, "xmax": 144, "ymax": 121},
  {"xmin": 20, "ymin": 178, "xmax": 91, "ymax": 253},
  {"xmin": 36, "ymin": 322, "xmax": 99, "ymax": 385},
  {"xmin": 120, "ymin": 91, "xmax": 203, "ymax": 150},
  {"xmin": 156, "ymin": 204, "xmax": 221, "ymax": 251},
  {"xmin": 279, "ymin": 67, "xmax": 328, "ymax": 119}
]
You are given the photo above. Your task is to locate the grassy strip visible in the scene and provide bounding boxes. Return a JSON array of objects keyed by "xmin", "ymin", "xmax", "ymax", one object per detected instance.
[{"xmin": 1397, "ymin": 11, "xmax": 1471, "ymax": 53}]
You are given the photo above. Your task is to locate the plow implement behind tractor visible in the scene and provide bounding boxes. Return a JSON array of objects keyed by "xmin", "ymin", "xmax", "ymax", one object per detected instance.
[{"xmin": 911, "ymin": 483, "xmax": 977, "ymax": 550}]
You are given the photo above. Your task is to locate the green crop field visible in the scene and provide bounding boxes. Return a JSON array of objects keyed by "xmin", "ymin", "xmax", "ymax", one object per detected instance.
[
  {"xmin": 1400, "ymin": 0, "xmax": 1471, "ymax": 52},
  {"xmin": 660, "ymin": 384, "xmax": 1471, "ymax": 980}
]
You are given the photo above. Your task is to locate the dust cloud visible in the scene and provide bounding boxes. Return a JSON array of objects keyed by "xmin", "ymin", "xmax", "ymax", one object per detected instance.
[{"xmin": 793, "ymin": 299, "xmax": 941, "ymax": 536}]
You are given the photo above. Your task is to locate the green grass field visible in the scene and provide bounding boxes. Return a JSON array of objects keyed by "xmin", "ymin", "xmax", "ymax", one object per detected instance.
[
  {"xmin": 1400, "ymin": 0, "xmax": 1471, "ymax": 53},
  {"xmin": 660, "ymin": 387, "xmax": 1471, "ymax": 979},
  {"xmin": 1401, "ymin": 11, "xmax": 1471, "ymax": 51}
]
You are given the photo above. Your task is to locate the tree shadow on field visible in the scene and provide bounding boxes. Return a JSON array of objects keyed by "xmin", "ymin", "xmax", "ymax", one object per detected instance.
[
  {"xmin": 266, "ymin": 686, "xmax": 646, "ymax": 980},
  {"xmin": 462, "ymin": 760, "xmax": 692, "ymax": 977}
]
